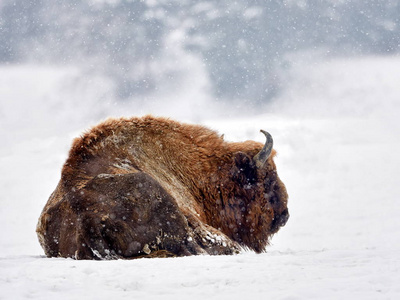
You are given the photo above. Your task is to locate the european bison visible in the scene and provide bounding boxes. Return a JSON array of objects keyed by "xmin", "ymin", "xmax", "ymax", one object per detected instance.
[{"xmin": 37, "ymin": 116, "xmax": 288, "ymax": 259}]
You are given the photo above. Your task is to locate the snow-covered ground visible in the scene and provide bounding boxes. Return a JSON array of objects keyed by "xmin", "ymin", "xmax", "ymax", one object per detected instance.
[{"xmin": 1, "ymin": 55, "xmax": 400, "ymax": 299}]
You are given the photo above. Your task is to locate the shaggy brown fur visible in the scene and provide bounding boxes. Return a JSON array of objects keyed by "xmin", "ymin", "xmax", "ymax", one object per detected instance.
[{"xmin": 37, "ymin": 115, "xmax": 288, "ymax": 259}]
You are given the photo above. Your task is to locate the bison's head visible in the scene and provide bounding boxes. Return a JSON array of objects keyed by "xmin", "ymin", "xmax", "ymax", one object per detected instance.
[{"xmin": 214, "ymin": 130, "xmax": 289, "ymax": 252}]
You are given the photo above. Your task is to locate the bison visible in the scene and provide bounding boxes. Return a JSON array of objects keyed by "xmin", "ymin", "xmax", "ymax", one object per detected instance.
[{"xmin": 37, "ymin": 116, "xmax": 288, "ymax": 259}]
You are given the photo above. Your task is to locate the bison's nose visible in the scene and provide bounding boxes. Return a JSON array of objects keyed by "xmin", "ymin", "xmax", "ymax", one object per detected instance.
[{"xmin": 277, "ymin": 209, "xmax": 289, "ymax": 227}]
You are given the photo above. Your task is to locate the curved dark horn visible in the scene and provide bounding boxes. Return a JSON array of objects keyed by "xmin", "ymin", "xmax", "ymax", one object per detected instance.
[{"xmin": 253, "ymin": 130, "xmax": 273, "ymax": 168}]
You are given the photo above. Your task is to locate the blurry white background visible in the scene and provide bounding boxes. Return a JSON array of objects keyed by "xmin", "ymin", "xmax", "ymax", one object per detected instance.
[{"xmin": 1, "ymin": 1, "xmax": 399, "ymax": 299}]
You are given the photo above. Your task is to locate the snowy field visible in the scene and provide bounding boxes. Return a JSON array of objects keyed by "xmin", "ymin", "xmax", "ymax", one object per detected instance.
[{"xmin": 1, "ymin": 55, "xmax": 400, "ymax": 299}]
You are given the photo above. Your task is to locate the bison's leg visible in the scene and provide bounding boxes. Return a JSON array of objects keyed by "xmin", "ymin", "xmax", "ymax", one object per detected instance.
[
  {"xmin": 64, "ymin": 172, "xmax": 202, "ymax": 259},
  {"xmin": 184, "ymin": 214, "xmax": 242, "ymax": 256}
]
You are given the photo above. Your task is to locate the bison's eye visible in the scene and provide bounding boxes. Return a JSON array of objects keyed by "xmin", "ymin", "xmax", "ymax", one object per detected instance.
[
  {"xmin": 264, "ymin": 177, "xmax": 273, "ymax": 190},
  {"xmin": 264, "ymin": 170, "xmax": 278, "ymax": 188}
]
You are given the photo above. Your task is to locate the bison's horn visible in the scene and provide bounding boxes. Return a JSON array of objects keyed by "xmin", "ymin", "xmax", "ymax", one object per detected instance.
[{"xmin": 253, "ymin": 130, "xmax": 273, "ymax": 168}]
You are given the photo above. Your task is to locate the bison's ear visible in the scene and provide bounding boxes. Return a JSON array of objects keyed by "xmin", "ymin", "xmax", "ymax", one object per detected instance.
[
  {"xmin": 234, "ymin": 152, "xmax": 252, "ymax": 168},
  {"xmin": 233, "ymin": 152, "xmax": 257, "ymax": 183}
]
